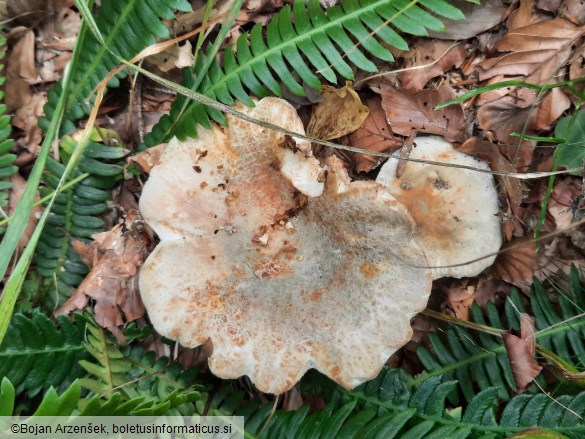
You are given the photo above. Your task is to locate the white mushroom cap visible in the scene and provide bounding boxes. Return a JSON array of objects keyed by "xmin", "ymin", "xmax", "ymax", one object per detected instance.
[
  {"xmin": 376, "ymin": 135, "xmax": 502, "ymax": 279},
  {"xmin": 139, "ymin": 99, "xmax": 432, "ymax": 394}
]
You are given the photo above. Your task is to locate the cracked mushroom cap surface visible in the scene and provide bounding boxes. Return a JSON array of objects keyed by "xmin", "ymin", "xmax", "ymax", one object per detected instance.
[
  {"xmin": 139, "ymin": 98, "xmax": 432, "ymax": 394},
  {"xmin": 376, "ymin": 135, "xmax": 502, "ymax": 279}
]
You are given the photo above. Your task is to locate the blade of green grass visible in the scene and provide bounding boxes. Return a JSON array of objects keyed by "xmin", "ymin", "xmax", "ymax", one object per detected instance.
[{"xmin": 434, "ymin": 78, "xmax": 585, "ymax": 110}]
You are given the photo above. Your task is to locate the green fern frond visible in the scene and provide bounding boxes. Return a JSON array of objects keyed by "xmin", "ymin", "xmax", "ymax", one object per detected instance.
[
  {"xmin": 416, "ymin": 268, "xmax": 585, "ymax": 404},
  {"xmin": 0, "ymin": 376, "xmax": 200, "ymax": 416},
  {"xmin": 0, "ymin": 312, "xmax": 87, "ymax": 398},
  {"xmin": 238, "ymin": 368, "xmax": 585, "ymax": 438},
  {"xmin": 143, "ymin": 0, "xmax": 465, "ymax": 146},
  {"xmin": 0, "ymin": 31, "xmax": 16, "ymax": 234},
  {"xmin": 33, "ymin": 138, "xmax": 126, "ymax": 309},
  {"xmin": 0, "ymin": 377, "xmax": 15, "ymax": 416},
  {"xmin": 38, "ymin": 0, "xmax": 192, "ymax": 135},
  {"xmin": 79, "ymin": 316, "xmax": 207, "ymax": 415},
  {"xmin": 0, "ymin": 378, "xmax": 82, "ymax": 416}
]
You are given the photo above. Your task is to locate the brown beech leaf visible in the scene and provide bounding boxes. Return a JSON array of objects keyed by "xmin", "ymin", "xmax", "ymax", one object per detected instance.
[
  {"xmin": 476, "ymin": 91, "xmax": 537, "ymax": 170},
  {"xmin": 491, "ymin": 238, "xmax": 537, "ymax": 287},
  {"xmin": 476, "ymin": 17, "xmax": 585, "ymax": 83},
  {"xmin": 347, "ymin": 96, "xmax": 401, "ymax": 173},
  {"xmin": 427, "ymin": 0, "xmax": 508, "ymax": 40},
  {"xmin": 533, "ymin": 87, "xmax": 571, "ymax": 131},
  {"xmin": 56, "ymin": 210, "xmax": 150, "ymax": 332},
  {"xmin": 307, "ymin": 83, "xmax": 369, "ymax": 140},
  {"xmin": 458, "ymin": 137, "xmax": 524, "ymax": 217},
  {"xmin": 398, "ymin": 40, "xmax": 466, "ymax": 90},
  {"xmin": 503, "ymin": 313, "xmax": 542, "ymax": 390},
  {"xmin": 380, "ymin": 84, "xmax": 465, "ymax": 142}
]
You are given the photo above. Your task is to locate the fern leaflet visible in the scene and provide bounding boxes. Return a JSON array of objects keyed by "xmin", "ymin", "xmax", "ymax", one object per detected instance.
[
  {"xmin": 0, "ymin": 30, "xmax": 16, "ymax": 234},
  {"xmin": 416, "ymin": 268, "xmax": 585, "ymax": 404},
  {"xmin": 33, "ymin": 135, "xmax": 126, "ymax": 309},
  {"xmin": 0, "ymin": 312, "xmax": 87, "ymax": 398}
]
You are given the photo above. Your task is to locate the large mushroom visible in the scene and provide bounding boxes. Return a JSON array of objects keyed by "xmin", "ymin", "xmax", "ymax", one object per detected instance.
[
  {"xmin": 139, "ymin": 98, "xmax": 432, "ymax": 394},
  {"xmin": 376, "ymin": 135, "xmax": 502, "ymax": 279}
]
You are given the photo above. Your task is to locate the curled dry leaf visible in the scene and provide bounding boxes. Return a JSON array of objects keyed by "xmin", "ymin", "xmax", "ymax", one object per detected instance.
[
  {"xmin": 380, "ymin": 84, "xmax": 465, "ymax": 143},
  {"xmin": 443, "ymin": 279, "xmax": 476, "ymax": 321},
  {"xmin": 502, "ymin": 313, "xmax": 542, "ymax": 390},
  {"xmin": 347, "ymin": 96, "xmax": 401, "ymax": 173},
  {"xmin": 139, "ymin": 98, "xmax": 432, "ymax": 394},
  {"xmin": 36, "ymin": 7, "xmax": 81, "ymax": 52},
  {"xmin": 307, "ymin": 83, "xmax": 369, "ymax": 141},
  {"xmin": 56, "ymin": 210, "xmax": 150, "ymax": 333},
  {"xmin": 490, "ymin": 238, "xmax": 537, "ymax": 287},
  {"xmin": 128, "ymin": 143, "xmax": 166, "ymax": 174},
  {"xmin": 147, "ymin": 41, "xmax": 194, "ymax": 72},
  {"xmin": 398, "ymin": 40, "xmax": 466, "ymax": 91}
]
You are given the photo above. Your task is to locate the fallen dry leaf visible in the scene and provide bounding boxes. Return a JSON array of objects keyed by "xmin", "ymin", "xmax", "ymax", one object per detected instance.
[
  {"xmin": 428, "ymin": 0, "xmax": 508, "ymax": 40},
  {"xmin": 307, "ymin": 83, "xmax": 369, "ymax": 140},
  {"xmin": 536, "ymin": 0, "xmax": 561, "ymax": 13},
  {"xmin": 380, "ymin": 84, "xmax": 465, "ymax": 142},
  {"xmin": 36, "ymin": 6, "xmax": 81, "ymax": 52},
  {"xmin": 491, "ymin": 238, "xmax": 537, "ymax": 287},
  {"xmin": 509, "ymin": 0, "xmax": 545, "ymax": 29},
  {"xmin": 532, "ymin": 87, "xmax": 571, "ymax": 131},
  {"xmin": 8, "ymin": 173, "xmax": 43, "ymax": 253},
  {"xmin": 476, "ymin": 17, "xmax": 585, "ymax": 84},
  {"xmin": 12, "ymin": 92, "xmax": 47, "ymax": 155},
  {"xmin": 128, "ymin": 143, "xmax": 167, "ymax": 174},
  {"xmin": 5, "ymin": 28, "xmax": 34, "ymax": 112},
  {"xmin": 56, "ymin": 210, "xmax": 150, "ymax": 333},
  {"xmin": 346, "ymin": 96, "xmax": 401, "ymax": 173},
  {"xmin": 476, "ymin": 91, "xmax": 537, "ymax": 170},
  {"xmin": 560, "ymin": 0, "xmax": 585, "ymax": 25},
  {"xmin": 444, "ymin": 279, "xmax": 476, "ymax": 321},
  {"xmin": 569, "ymin": 43, "xmax": 585, "ymax": 91},
  {"xmin": 147, "ymin": 41, "xmax": 194, "ymax": 72},
  {"xmin": 503, "ymin": 313, "xmax": 542, "ymax": 390},
  {"xmin": 477, "ymin": 82, "xmax": 571, "ymax": 169},
  {"xmin": 548, "ymin": 177, "xmax": 581, "ymax": 230},
  {"xmin": 458, "ymin": 137, "xmax": 524, "ymax": 217},
  {"xmin": 398, "ymin": 40, "xmax": 466, "ymax": 91}
]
